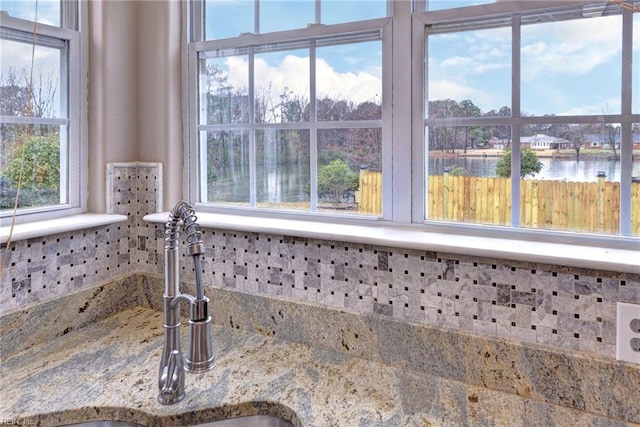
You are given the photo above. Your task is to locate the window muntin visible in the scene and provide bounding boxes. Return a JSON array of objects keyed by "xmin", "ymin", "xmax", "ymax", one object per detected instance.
[
  {"xmin": 634, "ymin": 13, "xmax": 639, "ymax": 114},
  {"xmin": 633, "ymin": 123, "xmax": 640, "ymax": 236},
  {"xmin": 191, "ymin": 5, "xmax": 386, "ymax": 217},
  {"xmin": 420, "ymin": 2, "xmax": 639, "ymax": 237},
  {"xmin": 0, "ymin": 4, "xmax": 82, "ymax": 223}
]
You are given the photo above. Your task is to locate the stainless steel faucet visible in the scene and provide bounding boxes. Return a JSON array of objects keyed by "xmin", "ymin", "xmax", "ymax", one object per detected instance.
[{"xmin": 158, "ymin": 201, "xmax": 216, "ymax": 405}]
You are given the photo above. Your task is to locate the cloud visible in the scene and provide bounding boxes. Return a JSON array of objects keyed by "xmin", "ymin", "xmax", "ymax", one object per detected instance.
[
  {"xmin": 429, "ymin": 79, "xmax": 482, "ymax": 101},
  {"xmin": 440, "ymin": 56, "xmax": 474, "ymax": 68},
  {"xmin": 521, "ymin": 15, "xmax": 621, "ymax": 77},
  {"xmin": 222, "ymin": 54, "xmax": 381, "ymax": 106}
]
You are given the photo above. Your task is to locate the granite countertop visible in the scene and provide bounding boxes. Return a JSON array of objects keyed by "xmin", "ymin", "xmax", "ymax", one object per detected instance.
[
  {"xmin": 1, "ymin": 277, "xmax": 639, "ymax": 427},
  {"xmin": 0, "ymin": 307, "xmax": 434, "ymax": 426}
]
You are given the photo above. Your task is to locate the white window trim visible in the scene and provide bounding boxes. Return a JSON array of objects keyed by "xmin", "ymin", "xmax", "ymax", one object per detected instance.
[
  {"xmin": 0, "ymin": 213, "xmax": 127, "ymax": 244},
  {"xmin": 0, "ymin": 1, "xmax": 87, "ymax": 227}
]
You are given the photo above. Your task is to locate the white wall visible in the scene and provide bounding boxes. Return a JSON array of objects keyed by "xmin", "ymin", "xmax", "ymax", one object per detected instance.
[{"xmin": 88, "ymin": 0, "xmax": 182, "ymax": 212}]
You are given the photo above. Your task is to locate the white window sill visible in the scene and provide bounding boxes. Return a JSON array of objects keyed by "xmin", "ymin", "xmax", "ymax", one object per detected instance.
[
  {"xmin": 0, "ymin": 213, "xmax": 129, "ymax": 244},
  {"xmin": 144, "ymin": 212, "xmax": 640, "ymax": 275}
]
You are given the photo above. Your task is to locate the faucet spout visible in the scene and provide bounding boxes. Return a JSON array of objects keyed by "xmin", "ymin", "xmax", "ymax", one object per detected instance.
[{"xmin": 158, "ymin": 201, "xmax": 216, "ymax": 405}]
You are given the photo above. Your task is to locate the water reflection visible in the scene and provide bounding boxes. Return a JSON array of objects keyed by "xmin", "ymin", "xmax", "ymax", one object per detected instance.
[
  {"xmin": 428, "ymin": 157, "xmax": 640, "ymax": 182},
  {"xmin": 211, "ymin": 156, "xmax": 639, "ymax": 205}
]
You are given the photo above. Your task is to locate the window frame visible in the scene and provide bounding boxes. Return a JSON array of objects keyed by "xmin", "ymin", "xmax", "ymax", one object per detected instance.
[
  {"xmin": 186, "ymin": 2, "xmax": 392, "ymax": 220},
  {"xmin": 411, "ymin": 0, "xmax": 640, "ymax": 248},
  {"xmin": 0, "ymin": 1, "xmax": 86, "ymax": 226}
]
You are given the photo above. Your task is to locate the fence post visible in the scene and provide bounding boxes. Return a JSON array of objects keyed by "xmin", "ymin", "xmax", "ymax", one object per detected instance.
[{"xmin": 597, "ymin": 171, "xmax": 606, "ymax": 232}]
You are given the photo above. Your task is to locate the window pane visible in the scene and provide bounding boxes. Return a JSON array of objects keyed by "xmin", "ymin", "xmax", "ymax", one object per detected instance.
[
  {"xmin": 0, "ymin": 123, "xmax": 65, "ymax": 210},
  {"xmin": 1, "ymin": 27, "xmax": 68, "ymax": 215},
  {"xmin": 0, "ymin": 36, "xmax": 64, "ymax": 118},
  {"xmin": 203, "ymin": 130, "xmax": 250, "ymax": 205},
  {"xmin": 316, "ymin": 40, "xmax": 382, "ymax": 121},
  {"xmin": 521, "ymin": 15, "xmax": 622, "ymax": 116},
  {"xmin": 255, "ymin": 47, "xmax": 309, "ymax": 124},
  {"xmin": 519, "ymin": 123, "xmax": 630, "ymax": 234},
  {"xmin": 260, "ymin": 1, "xmax": 315, "ymax": 34},
  {"xmin": 199, "ymin": 55, "xmax": 249, "ymax": 125},
  {"xmin": 427, "ymin": 26, "xmax": 511, "ymax": 117},
  {"xmin": 204, "ymin": 0, "xmax": 254, "ymax": 40},
  {"xmin": 426, "ymin": 22, "xmax": 513, "ymax": 226},
  {"xmin": 426, "ymin": 126, "xmax": 511, "ymax": 225},
  {"xmin": 256, "ymin": 129, "xmax": 310, "ymax": 210},
  {"xmin": 322, "ymin": 0, "xmax": 386, "ymax": 25},
  {"xmin": 318, "ymin": 128, "xmax": 382, "ymax": 216},
  {"xmin": 1, "ymin": 0, "xmax": 60, "ymax": 27}
]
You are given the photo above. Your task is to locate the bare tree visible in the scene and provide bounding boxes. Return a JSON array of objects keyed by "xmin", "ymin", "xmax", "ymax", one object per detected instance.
[
  {"xmin": 558, "ymin": 124, "xmax": 586, "ymax": 158},
  {"xmin": 0, "ymin": 67, "xmax": 57, "ymax": 118}
]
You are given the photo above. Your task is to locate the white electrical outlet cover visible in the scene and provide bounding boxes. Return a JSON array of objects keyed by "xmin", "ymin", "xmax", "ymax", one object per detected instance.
[{"xmin": 616, "ymin": 302, "xmax": 640, "ymax": 364}]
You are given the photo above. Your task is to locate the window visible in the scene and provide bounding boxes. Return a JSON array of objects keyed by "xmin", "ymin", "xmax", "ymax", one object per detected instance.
[
  {"xmin": 188, "ymin": 1, "xmax": 639, "ymax": 244},
  {"xmin": 417, "ymin": 1, "xmax": 640, "ymax": 237},
  {"xmin": 0, "ymin": 0, "xmax": 84, "ymax": 224},
  {"xmin": 188, "ymin": 0, "xmax": 389, "ymax": 217}
]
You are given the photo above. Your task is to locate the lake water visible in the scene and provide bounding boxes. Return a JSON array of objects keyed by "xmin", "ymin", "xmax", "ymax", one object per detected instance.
[
  {"xmin": 428, "ymin": 157, "xmax": 640, "ymax": 182},
  {"xmin": 212, "ymin": 157, "xmax": 640, "ymax": 204}
]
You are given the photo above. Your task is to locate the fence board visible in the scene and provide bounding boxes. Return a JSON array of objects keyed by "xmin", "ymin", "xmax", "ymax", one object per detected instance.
[{"xmin": 364, "ymin": 171, "xmax": 639, "ymax": 235}]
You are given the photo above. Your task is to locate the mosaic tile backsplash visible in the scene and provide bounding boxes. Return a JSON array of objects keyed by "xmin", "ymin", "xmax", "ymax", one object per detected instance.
[{"xmin": 2, "ymin": 162, "xmax": 639, "ymax": 361}]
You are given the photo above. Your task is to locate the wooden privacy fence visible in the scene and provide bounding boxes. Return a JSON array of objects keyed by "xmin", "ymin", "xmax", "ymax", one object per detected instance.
[
  {"xmin": 357, "ymin": 169, "xmax": 382, "ymax": 215},
  {"xmin": 358, "ymin": 170, "xmax": 640, "ymax": 234}
]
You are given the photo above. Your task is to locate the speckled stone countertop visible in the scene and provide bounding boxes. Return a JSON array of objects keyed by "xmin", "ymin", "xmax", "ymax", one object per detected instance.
[{"xmin": 1, "ymin": 274, "xmax": 639, "ymax": 426}]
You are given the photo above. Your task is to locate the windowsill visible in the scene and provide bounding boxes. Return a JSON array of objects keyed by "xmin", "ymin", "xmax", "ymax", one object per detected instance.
[
  {"xmin": 0, "ymin": 213, "xmax": 129, "ymax": 245},
  {"xmin": 144, "ymin": 212, "xmax": 640, "ymax": 275}
]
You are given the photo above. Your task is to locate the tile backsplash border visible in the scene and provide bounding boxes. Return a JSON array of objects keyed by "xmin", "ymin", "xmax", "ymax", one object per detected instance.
[{"xmin": 2, "ymin": 162, "xmax": 639, "ymax": 361}]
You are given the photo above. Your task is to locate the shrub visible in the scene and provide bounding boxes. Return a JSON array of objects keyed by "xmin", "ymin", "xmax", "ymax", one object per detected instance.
[
  {"xmin": 318, "ymin": 159, "xmax": 358, "ymax": 205},
  {"xmin": 495, "ymin": 147, "xmax": 543, "ymax": 178}
]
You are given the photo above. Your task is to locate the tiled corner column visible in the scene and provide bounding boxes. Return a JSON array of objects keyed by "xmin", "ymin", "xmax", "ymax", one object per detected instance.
[{"xmin": 138, "ymin": 222, "xmax": 640, "ymax": 360}]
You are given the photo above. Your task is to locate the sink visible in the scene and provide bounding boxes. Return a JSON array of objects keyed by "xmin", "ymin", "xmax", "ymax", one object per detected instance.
[
  {"xmin": 64, "ymin": 423, "xmax": 143, "ymax": 427},
  {"xmin": 64, "ymin": 415, "xmax": 294, "ymax": 427},
  {"xmin": 191, "ymin": 415, "xmax": 294, "ymax": 427}
]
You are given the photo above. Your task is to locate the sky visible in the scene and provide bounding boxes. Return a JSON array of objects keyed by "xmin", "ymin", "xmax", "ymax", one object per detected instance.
[
  {"xmin": 204, "ymin": 0, "xmax": 639, "ymax": 117},
  {"xmin": 1, "ymin": 0, "xmax": 639, "ymax": 118},
  {"xmin": 428, "ymin": 13, "xmax": 636, "ymax": 116}
]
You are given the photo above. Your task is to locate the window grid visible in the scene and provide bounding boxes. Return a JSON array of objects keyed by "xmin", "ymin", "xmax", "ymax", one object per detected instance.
[
  {"xmin": 417, "ymin": 1, "xmax": 639, "ymax": 238},
  {"xmin": 0, "ymin": 1, "xmax": 84, "ymax": 224},
  {"xmin": 189, "ymin": 10, "xmax": 389, "ymax": 216}
]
